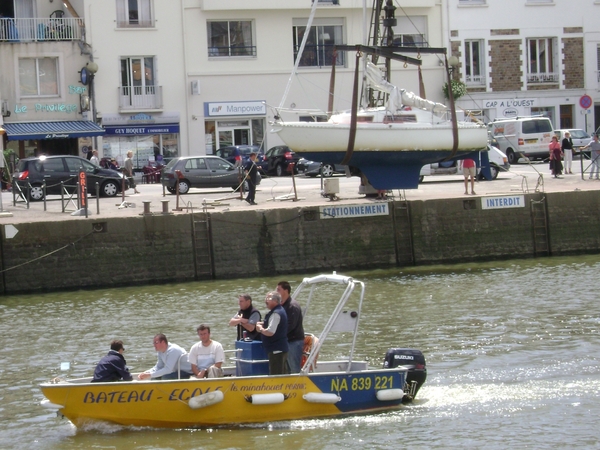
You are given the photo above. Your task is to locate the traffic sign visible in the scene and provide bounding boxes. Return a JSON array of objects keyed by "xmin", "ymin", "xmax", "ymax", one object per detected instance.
[{"xmin": 580, "ymin": 94, "xmax": 592, "ymax": 109}]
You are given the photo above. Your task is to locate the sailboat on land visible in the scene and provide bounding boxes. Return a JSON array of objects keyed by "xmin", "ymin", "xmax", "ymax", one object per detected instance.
[{"xmin": 271, "ymin": 0, "xmax": 488, "ymax": 190}]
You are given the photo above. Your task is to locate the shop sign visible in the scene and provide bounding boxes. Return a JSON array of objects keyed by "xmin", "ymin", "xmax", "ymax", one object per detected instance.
[
  {"xmin": 104, "ymin": 124, "xmax": 180, "ymax": 135},
  {"xmin": 205, "ymin": 101, "xmax": 266, "ymax": 117}
]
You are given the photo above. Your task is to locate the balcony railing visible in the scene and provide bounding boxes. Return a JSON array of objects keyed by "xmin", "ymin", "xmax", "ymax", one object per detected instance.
[
  {"xmin": 465, "ymin": 74, "xmax": 486, "ymax": 86},
  {"xmin": 118, "ymin": 85, "xmax": 163, "ymax": 110},
  {"xmin": 0, "ymin": 17, "xmax": 83, "ymax": 42},
  {"xmin": 294, "ymin": 44, "xmax": 346, "ymax": 67},
  {"xmin": 208, "ymin": 45, "xmax": 257, "ymax": 57},
  {"xmin": 527, "ymin": 72, "xmax": 559, "ymax": 84}
]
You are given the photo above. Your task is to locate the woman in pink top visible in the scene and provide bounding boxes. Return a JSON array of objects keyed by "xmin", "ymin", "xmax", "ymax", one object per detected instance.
[
  {"xmin": 462, "ymin": 158, "xmax": 476, "ymax": 195},
  {"xmin": 548, "ymin": 135, "xmax": 563, "ymax": 178}
]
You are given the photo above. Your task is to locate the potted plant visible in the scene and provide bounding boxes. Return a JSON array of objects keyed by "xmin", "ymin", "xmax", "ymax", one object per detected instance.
[{"xmin": 442, "ymin": 79, "xmax": 467, "ymax": 100}]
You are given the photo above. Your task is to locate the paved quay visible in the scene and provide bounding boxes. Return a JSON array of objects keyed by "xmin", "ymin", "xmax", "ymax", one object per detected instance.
[{"xmin": 0, "ymin": 161, "xmax": 597, "ymax": 225}]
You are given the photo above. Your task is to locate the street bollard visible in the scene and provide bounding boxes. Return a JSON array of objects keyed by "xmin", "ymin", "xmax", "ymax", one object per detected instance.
[
  {"xmin": 142, "ymin": 201, "xmax": 152, "ymax": 215},
  {"xmin": 161, "ymin": 199, "xmax": 170, "ymax": 214}
]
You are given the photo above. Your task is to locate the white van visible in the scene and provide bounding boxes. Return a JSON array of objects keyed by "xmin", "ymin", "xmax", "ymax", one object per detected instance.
[
  {"xmin": 419, "ymin": 145, "xmax": 509, "ymax": 182},
  {"xmin": 488, "ymin": 116, "xmax": 554, "ymax": 164}
]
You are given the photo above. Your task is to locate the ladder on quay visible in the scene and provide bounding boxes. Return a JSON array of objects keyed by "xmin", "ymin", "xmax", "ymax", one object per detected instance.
[
  {"xmin": 392, "ymin": 200, "xmax": 415, "ymax": 266},
  {"xmin": 191, "ymin": 213, "xmax": 214, "ymax": 280},
  {"xmin": 530, "ymin": 197, "xmax": 550, "ymax": 257}
]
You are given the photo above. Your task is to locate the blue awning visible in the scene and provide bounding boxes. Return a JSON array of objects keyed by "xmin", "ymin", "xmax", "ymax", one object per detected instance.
[{"xmin": 2, "ymin": 121, "xmax": 105, "ymax": 141}]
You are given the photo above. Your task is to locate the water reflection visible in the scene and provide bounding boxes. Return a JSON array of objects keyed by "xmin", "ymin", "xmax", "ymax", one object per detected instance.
[{"xmin": 1, "ymin": 256, "xmax": 600, "ymax": 449}]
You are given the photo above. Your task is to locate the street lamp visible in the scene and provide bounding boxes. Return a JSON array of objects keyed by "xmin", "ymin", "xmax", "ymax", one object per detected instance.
[{"xmin": 80, "ymin": 61, "xmax": 99, "ymax": 148}]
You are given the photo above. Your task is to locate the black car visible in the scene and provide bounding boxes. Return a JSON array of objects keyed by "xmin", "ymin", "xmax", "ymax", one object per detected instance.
[
  {"xmin": 12, "ymin": 155, "xmax": 128, "ymax": 201},
  {"xmin": 264, "ymin": 145, "xmax": 300, "ymax": 176},
  {"xmin": 297, "ymin": 158, "xmax": 347, "ymax": 177},
  {"xmin": 215, "ymin": 145, "xmax": 267, "ymax": 172}
]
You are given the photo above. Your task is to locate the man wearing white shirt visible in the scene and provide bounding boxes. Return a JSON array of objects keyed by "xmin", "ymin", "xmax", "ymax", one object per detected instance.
[
  {"xmin": 188, "ymin": 324, "xmax": 225, "ymax": 378},
  {"xmin": 138, "ymin": 333, "xmax": 193, "ymax": 380}
]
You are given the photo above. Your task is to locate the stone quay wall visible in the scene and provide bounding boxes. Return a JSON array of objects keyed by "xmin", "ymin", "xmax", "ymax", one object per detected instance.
[{"xmin": 1, "ymin": 190, "xmax": 599, "ymax": 295}]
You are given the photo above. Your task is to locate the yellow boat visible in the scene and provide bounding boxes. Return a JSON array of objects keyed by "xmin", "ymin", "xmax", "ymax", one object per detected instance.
[{"xmin": 40, "ymin": 273, "xmax": 427, "ymax": 428}]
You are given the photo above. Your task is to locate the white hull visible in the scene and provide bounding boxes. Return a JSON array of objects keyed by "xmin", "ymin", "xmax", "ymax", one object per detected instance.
[{"xmin": 272, "ymin": 121, "xmax": 488, "ymax": 153}]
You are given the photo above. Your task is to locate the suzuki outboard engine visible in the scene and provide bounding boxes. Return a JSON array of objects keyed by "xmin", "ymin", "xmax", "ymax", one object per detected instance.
[{"xmin": 383, "ymin": 348, "xmax": 427, "ymax": 403}]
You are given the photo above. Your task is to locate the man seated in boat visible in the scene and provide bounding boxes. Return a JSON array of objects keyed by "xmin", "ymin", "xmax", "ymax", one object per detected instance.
[
  {"xmin": 188, "ymin": 324, "xmax": 225, "ymax": 378},
  {"xmin": 255, "ymin": 291, "xmax": 289, "ymax": 375},
  {"xmin": 137, "ymin": 333, "xmax": 193, "ymax": 380},
  {"xmin": 91, "ymin": 340, "xmax": 133, "ymax": 383},
  {"xmin": 228, "ymin": 293, "xmax": 262, "ymax": 340}
]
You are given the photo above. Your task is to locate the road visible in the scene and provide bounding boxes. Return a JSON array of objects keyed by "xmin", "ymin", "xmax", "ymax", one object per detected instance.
[{"xmin": 0, "ymin": 158, "xmax": 596, "ymax": 224}]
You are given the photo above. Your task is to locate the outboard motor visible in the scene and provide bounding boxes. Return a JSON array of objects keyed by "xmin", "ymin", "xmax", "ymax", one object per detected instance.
[{"xmin": 383, "ymin": 348, "xmax": 427, "ymax": 402}]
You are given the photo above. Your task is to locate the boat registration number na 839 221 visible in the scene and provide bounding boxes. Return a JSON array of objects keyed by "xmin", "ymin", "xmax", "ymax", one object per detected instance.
[{"xmin": 331, "ymin": 375, "xmax": 394, "ymax": 392}]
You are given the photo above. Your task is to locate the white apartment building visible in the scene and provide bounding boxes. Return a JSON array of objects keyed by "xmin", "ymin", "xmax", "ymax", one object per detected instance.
[
  {"xmin": 447, "ymin": 0, "xmax": 598, "ymax": 135},
  {"xmin": 1, "ymin": 0, "xmax": 451, "ymax": 168}
]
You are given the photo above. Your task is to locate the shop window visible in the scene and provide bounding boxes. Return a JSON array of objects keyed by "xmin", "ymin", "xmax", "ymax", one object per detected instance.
[
  {"xmin": 208, "ymin": 20, "xmax": 256, "ymax": 57},
  {"xmin": 18, "ymin": 57, "xmax": 59, "ymax": 97},
  {"xmin": 116, "ymin": 0, "xmax": 154, "ymax": 28}
]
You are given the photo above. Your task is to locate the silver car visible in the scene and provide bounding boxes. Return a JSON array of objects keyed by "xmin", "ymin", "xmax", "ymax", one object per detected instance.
[{"xmin": 161, "ymin": 155, "xmax": 261, "ymax": 194}]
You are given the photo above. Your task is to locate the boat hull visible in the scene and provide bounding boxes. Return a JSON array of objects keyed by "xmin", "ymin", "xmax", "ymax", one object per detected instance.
[
  {"xmin": 272, "ymin": 122, "xmax": 488, "ymax": 189},
  {"xmin": 40, "ymin": 368, "xmax": 407, "ymax": 428}
]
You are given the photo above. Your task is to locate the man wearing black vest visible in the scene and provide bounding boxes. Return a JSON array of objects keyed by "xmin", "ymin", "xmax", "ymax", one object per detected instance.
[
  {"xmin": 256, "ymin": 291, "xmax": 289, "ymax": 375},
  {"xmin": 277, "ymin": 281, "xmax": 305, "ymax": 373},
  {"xmin": 229, "ymin": 293, "xmax": 262, "ymax": 340}
]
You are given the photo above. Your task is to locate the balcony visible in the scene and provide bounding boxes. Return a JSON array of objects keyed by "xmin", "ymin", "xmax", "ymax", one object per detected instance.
[
  {"xmin": 0, "ymin": 17, "xmax": 83, "ymax": 42},
  {"xmin": 527, "ymin": 72, "xmax": 559, "ymax": 84},
  {"xmin": 118, "ymin": 85, "xmax": 163, "ymax": 111},
  {"xmin": 465, "ymin": 74, "xmax": 486, "ymax": 86}
]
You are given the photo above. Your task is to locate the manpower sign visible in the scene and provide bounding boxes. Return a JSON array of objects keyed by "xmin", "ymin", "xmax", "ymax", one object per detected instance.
[{"xmin": 205, "ymin": 101, "xmax": 266, "ymax": 117}]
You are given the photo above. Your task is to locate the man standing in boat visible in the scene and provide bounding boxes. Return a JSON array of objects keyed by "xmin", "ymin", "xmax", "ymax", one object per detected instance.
[
  {"xmin": 188, "ymin": 324, "xmax": 225, "ymax": 378},
  {"xmin": 137, "ymin": 333, "xmax": 193, "ymax": 380},
  {"xmin": 256, "ymin": 291, "xmax": 289, "ymax": 375},
  {"xmin": 276, "ymin": 281, "xmax": 304, "ymax": 373},
  {"xmin": 229, "ymin": 293, "xmax": 262, "ymax": 340},
  {"xmin": 92, "ymin": 340, "xmax": 133, "ymax": 382}
]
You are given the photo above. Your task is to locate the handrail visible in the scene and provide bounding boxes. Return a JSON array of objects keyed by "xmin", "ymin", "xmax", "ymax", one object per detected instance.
[{"xmin": 0, "ymin": 17, "xmax": 83, "ymax": 42}]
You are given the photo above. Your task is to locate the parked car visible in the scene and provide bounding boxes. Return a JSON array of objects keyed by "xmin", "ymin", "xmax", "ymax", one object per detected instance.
[
  {"xmin": 215, "ymin": 145, "xmax": 267, "ymax": 172},
  {"xmin": 419, "ymin": 145, "xmax": 509, "ymax": 182},
  {"xmin": 161, "ymin": 155, "xmax": 261, "ymax": 194},
  {"xmin": 263, "ymin": 145, "xmax": 300, "ymax": 176},
  {"xmin": 297, "ymin": 158, "xmax": 347, "ymax": 177},
  {"xmin": 12, "ymin": 155, "xmax": 128, "ymax": 201},
  {"xmin": 554, "ymin": 129, "xmax": 592, "ymax": 156}
]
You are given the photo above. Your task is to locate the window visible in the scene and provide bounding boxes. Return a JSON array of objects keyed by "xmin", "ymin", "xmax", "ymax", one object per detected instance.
[
  {"xmin": 119, "ymin": 56, "xmax": 162, "ymax": 109},
  {"xmin": 293, "ymin": 18, "xmax": 344, "ymax": 67},
  {"xmin": 185, "ymin": 158, "xmax": 207, "ymax": 170},
  {"xmin": 596, "ymin": 45, "xmax": 600, "ymax": 82},
  {"xmin": 116, "ymin": 0, "xmax": 153, "ymax": 28},
  {"xmin": 18, "ymin": 57, "xmax": 59, "ymax": 97},
  {"xmin": 465, "ymin": 40, "xmax": 485, "ymax": 85},
  {"xmin": 390, "ymin": 16, "xmax": 428, "ymax": 47},
  {"xmin": 527, "ymin": 38, "xmax": 557, "ymax": 83},
  {"xmin": 208, "ymin": 21, "xmax": 255, "ymax": 57},
  {"xmin": 458, "ymin": 0, "xmax": 486, "ymax": 4}
]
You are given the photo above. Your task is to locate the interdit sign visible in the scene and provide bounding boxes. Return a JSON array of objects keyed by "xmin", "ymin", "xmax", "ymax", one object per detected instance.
[
  {"xmin": 205, "ymin": 101, "xmax": 266, "ymax": 117},
  {"xmin": 481, "ymin": 195, "xmax": 525, "ymax": 210}
]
